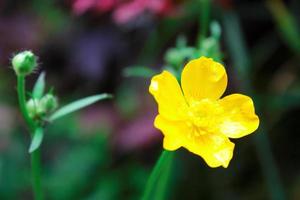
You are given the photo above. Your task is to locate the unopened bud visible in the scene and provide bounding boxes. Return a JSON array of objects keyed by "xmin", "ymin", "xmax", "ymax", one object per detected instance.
[
  {"xmin": 12, "ymin": 51, "xmax": 37, "ymax": 76},
  {"xmin": 26, "ymin": 94, "xmax": 58, "ymax": 120},
  {"xmin": 40, "ymin": 94, "xmax": 58, "ymax": 114},
  {"xmin": 26, "ymin": 99, "xmax": 40, "ymax": 119}
]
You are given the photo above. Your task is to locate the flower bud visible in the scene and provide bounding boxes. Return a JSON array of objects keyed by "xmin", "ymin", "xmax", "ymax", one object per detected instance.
[
  {"xmin": 12, "ymin": 51, "xmax": 37, "ymax": 76},
  {"xmin": 40, "ymin": 94, "xmax": 58, "ymax": 114},
  {"xmin": 26, "ymin": 98, "xmax": 40, "ymax": 119}
]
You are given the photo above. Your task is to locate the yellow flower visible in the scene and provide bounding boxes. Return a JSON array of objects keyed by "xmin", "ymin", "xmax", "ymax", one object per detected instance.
[{"xmin": 149, "ymin": 56, "xmax": 259, "ymax": 168}]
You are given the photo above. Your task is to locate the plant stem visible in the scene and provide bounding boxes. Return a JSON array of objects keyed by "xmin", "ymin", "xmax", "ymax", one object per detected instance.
[
  {"xmin": 31, "ymin": 150, "xmax": 43, "ymax": 200},
  {"xmin": 198, "ymin": 0, "xmax": 211, "ymax": 46},
  {"xmin": 17, "ymin": 76, "xmax": 35, "ymax": 132},
  {"xmin": 154, "ymin": 153, "xmax": 174, "ymax": 200},
  {"xmin": 142, "ymin": 150, "xmax": 174, "ymax": 200},
  {"xmin": 17, "ymin": 75, "xmax": 43, "ymax": 200}
]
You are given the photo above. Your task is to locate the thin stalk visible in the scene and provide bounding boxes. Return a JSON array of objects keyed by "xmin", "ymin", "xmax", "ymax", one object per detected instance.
[
  {"xmin": 17, "ymin": 76, "xmax": 35, "ymax": 132},
  {"xmin": 198, "ymin": 0, "xmax": 211, "ymax": 46},
  {"xmin": 17, "ymin": 75, "xmax": 43, "ymax": 200},
  {"xmin": 31, "ymin": 150, "xmax": 43, "ymax": 200},
  {"xmin": 154, "ymin": 153, "xmax": 174, "ymax": 200},
  {"xmin": 142, "ymin": 150, "xmax": 174, "ymax": 200}
]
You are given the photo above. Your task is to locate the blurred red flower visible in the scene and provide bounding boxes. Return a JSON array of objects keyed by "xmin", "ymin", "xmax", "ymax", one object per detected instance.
[{"xmin": 72, "ymin": 0, "xmax": 175, "ymax": 24}]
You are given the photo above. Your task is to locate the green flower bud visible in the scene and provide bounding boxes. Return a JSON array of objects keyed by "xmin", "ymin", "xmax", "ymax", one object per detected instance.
[
  {"xmin": 12, "ymin": 51, "xmax": 37, "ymax": 76},
  {"xmin": 40, "ymin": 94, "xmax": 58, "ymax": 114},
  {"xmin": 26, "ymin": 95, "xmax": 58, "ymax": 121},
  {"xmin": 26, "ymin": 98, "xmax": 40, "ymax": 119}
]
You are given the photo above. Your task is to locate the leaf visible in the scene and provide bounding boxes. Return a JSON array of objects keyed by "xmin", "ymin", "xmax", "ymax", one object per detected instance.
[
  {"xmin": 33, "ymin": 72, "xmax": 46, "ymax": 99},
  {"xmin": 29, "ymin": 128, "xmax": 44, "ymax": 153},
  {"xmin": 49, "ymin": 94, "xmax": 112, "ymax": 122},
  {"xmin": 123, "ymin": 66, "xmax": 156, "ymax": 78}
]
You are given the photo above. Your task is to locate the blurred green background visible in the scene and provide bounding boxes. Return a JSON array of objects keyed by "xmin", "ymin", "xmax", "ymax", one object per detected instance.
[{"xmin": 1, "ymin": 0, "xmax": 300, "ymax": 199}]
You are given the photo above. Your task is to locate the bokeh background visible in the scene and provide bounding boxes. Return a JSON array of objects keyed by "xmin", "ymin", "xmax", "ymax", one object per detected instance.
[{"xmin": 1, "ymin": 0, "xmax": 300, "ymax": 199}]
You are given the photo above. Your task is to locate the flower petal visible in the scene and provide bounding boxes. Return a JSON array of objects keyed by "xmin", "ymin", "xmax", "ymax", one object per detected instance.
[
  {"xmin": 154, "ymin": 115, "xmax": 235, "ymax": 168},
  {"xmin": 154, "ymin": 115, "xmax": 185, "ymax": 151},
  {"xmin": 218, "ymin": 94, "xmax": 259, "ymax": 138},
  {"xmin": 181, "ymin": 57, "xmax": 227, "ymax": 104},
  {"xmin": 149, "ymin": 70, "xmax": 188, "ymax": 120},
  {"xmin": 184, "ymin": 133, "xmax": 235, "ymax": 168}
]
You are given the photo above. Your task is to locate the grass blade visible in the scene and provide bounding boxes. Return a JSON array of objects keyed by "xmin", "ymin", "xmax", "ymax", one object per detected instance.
[{"xmin": 49, "ymin": 94, "xmax": 112, "ymax": 121}]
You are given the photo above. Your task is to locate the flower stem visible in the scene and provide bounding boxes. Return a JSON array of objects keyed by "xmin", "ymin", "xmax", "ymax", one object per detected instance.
[
  {"xmin": 142, "ymin": 150, "xmax": 174, "ymax": 200},
  {"xmin": 31, "ymin": 150, "xmax": 43, "ymax": 200},
  {"xmin": 17, "ymin": 75, "xmax": 43, "ymax": 200},
  {"xmin": 17, "ymin": 76, "xmax": 35, "ymax": 131},
  {"xmin": 154, "ymin": 153, "xmax": 174, "ymax": 200}
]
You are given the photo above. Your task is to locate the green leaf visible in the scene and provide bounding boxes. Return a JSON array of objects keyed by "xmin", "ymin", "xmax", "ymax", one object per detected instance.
[
  {"xmin": 123, "ymin": 66, "xmax": 156, "ymax": 78},
  {"xmin": 32, "ymin": 72, "xmax": 46, "ymax": 99},
  {"xmin": 29, "ymin": 128, "xmax": 44, "ymax": 153},
  {"xmin": 49, "ymin": 94, "xmax": 112, "ymax": 122}
]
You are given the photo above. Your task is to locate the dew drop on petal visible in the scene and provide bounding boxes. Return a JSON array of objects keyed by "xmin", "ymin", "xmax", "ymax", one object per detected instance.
[{"xmin": 151, "ymin": 80, "xmax": 159, "ymax": 91}]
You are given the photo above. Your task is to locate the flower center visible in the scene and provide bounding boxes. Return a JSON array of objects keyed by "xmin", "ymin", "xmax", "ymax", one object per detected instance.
[{"xmin": 187, "ymin": 99, "xmax": 223, "ymax": 136}]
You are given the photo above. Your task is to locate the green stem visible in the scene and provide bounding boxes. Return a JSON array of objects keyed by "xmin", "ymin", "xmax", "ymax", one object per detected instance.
[
  {"xmin": 17, "ymin": 76, "xmax": 35, "ymax": 132},
  {"xmin": 142, "ymin": 150, "xmax": 174, "ymax": 200},
  {"xmin": 17, "ymin": 75, "xmax": 43, "ymax": 200},
  {"xmin": 198, "ymin": 0, "xmax": 211, "ymax": 46},
  {"xmin": 31, "ymin": 150, "xmax": 43, "ymax": 200},
  {"xmin": 154, "ymin": 154, "xmax": 174, "ymax": 200}
]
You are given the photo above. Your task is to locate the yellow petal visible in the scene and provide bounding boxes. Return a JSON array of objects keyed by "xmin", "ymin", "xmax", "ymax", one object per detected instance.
[
  {"xmin": 154, "ymin": 115, "xmax": 235, "ymax": 168},
  {"xmin": 149, "ymin": 70, "xmax": 188, "ymax": 120},
  {"xmin": 184, "ymin": 133, "xmax": 235, "ymax": 168},
  {"xmin": 218, "ymin": 94, "xmax": 259, "ymax": 138},
  {"xmin": 154, "ymin": 115, "xmax": 185, "ymax": 151},
  {"xmin": 163, "ymin": 137, "xmax": 182, "ymax": 151},
  {"xmin": 181, "ymin": 57, "xmax": 227, "ymax": 104}
]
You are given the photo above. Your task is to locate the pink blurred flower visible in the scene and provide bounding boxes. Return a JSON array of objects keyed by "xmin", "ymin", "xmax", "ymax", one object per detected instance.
[
  {"xmin": 73, "ymin": 0, "xmax": 116, "ymax": 15},
  {"xmin": 72, "ymin": 0, "xmax": 175, "ymax": 24},
  {"xmin": 73, "ymin": 0, "xmax": 95, "ymax": 15},
  {"xmin": 113, "ymin": 0, "xmax": 173, "ymax": 24},
  {"xmin": 96, "ymin": 0, "xmax": 116, "ymax": 12},
  {"xmin": 112, "ymin": 112, "xmax": 161, "ymax": 152}
]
